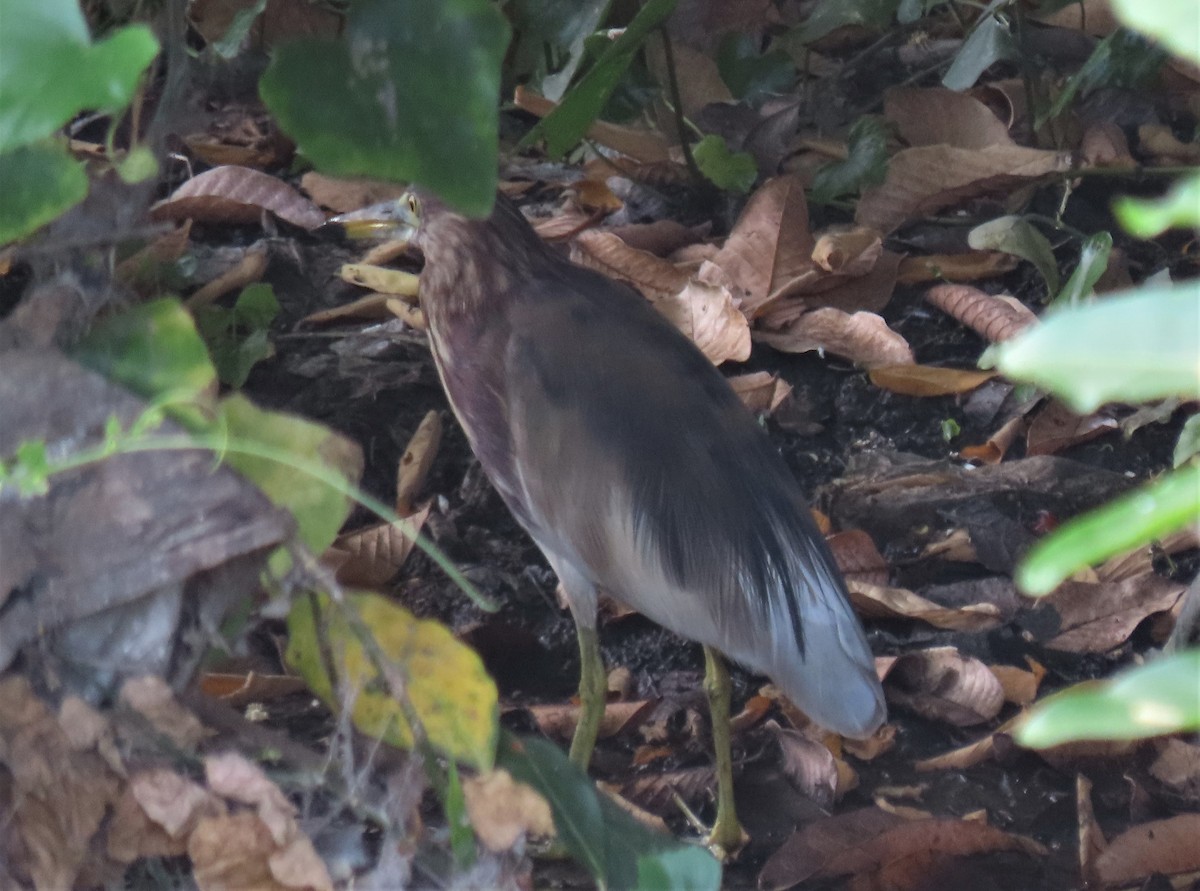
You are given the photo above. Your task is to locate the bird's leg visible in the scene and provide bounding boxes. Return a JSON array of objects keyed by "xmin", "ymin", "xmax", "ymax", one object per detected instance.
[
  {"xmin": 568, "ymin": 621, "xmax": 607, "ymax": 770},
  {"xmin": 703, "ymin": 645, "xmax": 750, "ymax": 858}
]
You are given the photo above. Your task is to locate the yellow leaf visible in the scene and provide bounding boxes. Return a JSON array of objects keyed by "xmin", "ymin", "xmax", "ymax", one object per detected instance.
[{"xmin": 286, "ymin": 591, "xmax": 498, "ymax": 770}]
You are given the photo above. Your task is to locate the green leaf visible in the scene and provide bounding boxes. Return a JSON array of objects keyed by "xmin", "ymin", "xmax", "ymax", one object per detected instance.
[
  {"xmin": 0, "ymin": 141, "xmax": 88, "ymax": 246},
  {"xmin": 219, "ymin": 394, "xmax": 362, "ymax": 555},
  {"xmin": 1111, "ymin": 0, "xmax": 1200, "ymax": 66},
  {"xmin": 991, "ymin": 282, "xmax": 1200, "ymax": 412},
  {"xmin": 716, "ymin": 33, "xmax": 795, "ymax": 101},
  {"xmin": 1175, "ymin": 414, "xmax": 1200, "ymax": 467},
  {"xmin": 1016, "ymin": 650, "xmax": 1200, "ymax": 748},
  {"xmin": 788, "ymin": 0, "xmax": 899, "ymax": 45},
  {"xmin": 968, "ymin": 216, "xmax": 1059, "ymax": 296},
  {"xmin": 497, "ymin": 733, "xmax": 721, "ymax": 889},
  {"xmin": 195, "ymin": 284, "xmax": 281, "ymax": 388},
  {"xmin": 1114, "ymin": 174, "xmax": 1200, "ymax": 237},
  {"xmin": 259, "ymin": 0, "xmax": 510, "ymax": 217},
  {"xmin": 1016, "ymin": 461, "xmax": 1200, "ymax": 596},
  {"xmin": 693, "ymin": 135, "xmax": 757, "ymax": 193},
  {"xmin": 1037, "ymin": 30, "xmax": 1165, "ymax": 129},
  {"xmin": 942, "ymin": 14, "xmax": 1017, "ymax": 91},
  {"xmin": 286, "ymin": 591, "xmax": 499, "ymax": 770},
  {"xmin": 115, "ymin": 144, "xmax": 159, "ymax": 184},
  {"xmin": 445, "ymin": 761, "xmax": 477, "ymax": 868},
  {"xmin": 508, "ymin": 0, "xmax": 611, "ymax": 101},
  {"xmin": 522, "ymin": 0, "xmax": 676, "ymax": 158},
  {"xmin": 212, "ymin": 0, "xmax": 268, "ymax": 59},
  {"xmin": 0, "ymin": 0, "xmax": 159, "ymax": 153},
  {"xmin": 810, "ymin": 115, "xmax": 889, "ymax": 205},
  {"xmin": 74, "ymin": 298, "xmax": 218, "ymax": 428},
  {"xmin": 1050, "ymin": 231, "xmax": 1112, "ymax": 309}
]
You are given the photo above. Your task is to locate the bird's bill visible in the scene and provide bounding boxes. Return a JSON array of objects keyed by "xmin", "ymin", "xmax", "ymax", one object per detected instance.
[{"xmin": 326, "ymin": 195, "xmax": 420, "ymax": 243}]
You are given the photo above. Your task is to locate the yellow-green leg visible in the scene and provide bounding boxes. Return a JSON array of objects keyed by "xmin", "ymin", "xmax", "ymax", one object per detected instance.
[
  {"xmin": 569, "ymin": 623, "xmax": 607, "ymax": 769},
  {"xmin": 703, "ymin": 645, "xmax": 749, "ymax": 858}
]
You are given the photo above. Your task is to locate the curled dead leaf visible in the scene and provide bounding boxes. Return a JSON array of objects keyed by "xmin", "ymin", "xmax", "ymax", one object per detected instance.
[
  {"xmin": 755, "ymin": 308, "xmax": 914, "ymax": 367},
  {"xmin": 151, "ymin": 165, "xmax": 326, "ymax": 230},
  {"xmin": 727, "ymin": 371, "xmax": 793, "ymax": 415},
  {"xmin": 869, "ymin": 364, "xmax": 996, "ymax": 397},
  {"xmin": 896, "ymin": 250, "xmax": 1019, "ymax": 284},
  {"xmin": 653, "ymin": 274, "xmax": 751, "ymax": 364},
  {"xmin": 925, "ymin": 283, "xmax": 1038, "ymax": 342},
  {"xmin": 396, "ymin": 411, "xmax": 443, "ymax": 514},
  {"xmin": 463, "ymin": 769, "xmax": 555, "ymax": 851},
  {"xmin": 884, "ymin": 647, "xmax": 1005, "ymax": 726},
  {"xmin": 847, "ymin": 579, "xmax": 1002, "ymax": 631}
]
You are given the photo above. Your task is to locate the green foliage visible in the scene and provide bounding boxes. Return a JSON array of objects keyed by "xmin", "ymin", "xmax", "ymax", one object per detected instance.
[
  {"xmin": 1016, "ymin": 650, "xmax": 1200, "ymax": 748},
  {"xmin": 1115, "ymin": 174, "xmax": 1200, "ymax": 237},
  {"xmin": 0, "ymin": 0, "xmax": 158, "ymax": 153},
  {"xmin": 990, "ymin": 283, "xmax": 1200, "ymax": 413},
  {"xmin": 1111, "ymin": 0, "xmax": 1200, "ymax": 66},
  {"xmin": 968, "ymin": 216, "xmax": 1059, "ymax": 297},
  {"xmin": 259, "ymin": 0, "xmax": 511, "ymax": 217},
  {"xmin": 942, "ymin": 14, "xmax": 1017, "ymax": 91},
  {"xmin": 716, "ymin": 33, "xmax": 795, "ymax": 101},
  {"xmin": 788, "ymin": 0, "xmax": 899, "ymax": 46},
  {"xmin": 0, "ymin": 141, "xmax": 89, "ymax": 246},
  {"xmin": 497, "ymin": 733, "xmax": 721, "ymax": 890},
  {"xmin": 507, "ymin": 0, "xmax": 611, "ymax": 101},
  {"xmin": 693, "ymin": 135, "xmax": 757, "ymax": 193},
  {"xmin": 810, "ymin": 116, "xmax": 889, "ymax": 205},
  {"xmin": 521, "ymin": 0, "xmax": 676, "ymax": 158},
  {"xmin": 1016, "ymin": 461, "xmax": 1200, "ymax": 596},
  {"xmin": 194, "ymin": 284, "xmax": 281, "ymax": 388},
  {"xmin": 1038, "ymin": 30, "xmax": 1166, "ymax": 128},
  {"xmin": 1051, "ymin": 231, "xmax": 1112, "ymax": 309}
]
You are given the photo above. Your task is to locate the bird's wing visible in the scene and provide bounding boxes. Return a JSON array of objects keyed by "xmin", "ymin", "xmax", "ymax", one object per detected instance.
[{"xmin": 502, "ymin": 262, "xmax": 885, "ymax": 737}]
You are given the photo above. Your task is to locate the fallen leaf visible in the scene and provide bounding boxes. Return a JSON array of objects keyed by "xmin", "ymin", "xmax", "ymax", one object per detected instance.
[
  {"xmin": 186, "ymin": 245, "xmax": 270, "ymax": 309},
  {"xmin": 896, "ymin": 250, "xmax": 1019, "ymax": 284},
  {"xmin": 885, "ymin": 86, "xmax": 1015, "ymax": 150},
  {"xmin": 884, "ymin": 647, "xmax": 1005, "ymax": 726},
  {"xmin": 528, "ymin": 699, "xmax": 656, "ymax": 742},
  {"xmin": 959, "ymin": 415, "xmax": 1026, "ymax": 464},
  {"xmin": 847, "ymin": 580, "xmax": 1002, "ymax": 631},
  {"xmin": 1077, "ymin": 774, "xmax": 1105, "ymax": 886},
  {"xmin": 570, "ymin": 228, "xmax": 690, "ymax": 299},
  {"xmin": 766, "ymin": 720, "xmax": 840, "ymax": 807},
  {"xmin": 1028, "ymin": 576, "xmax": 1186, "ymax": 652},
  {"xmin": 115, "ymin": 221, "xmax": 193, "ymax": 294},
  {"xmin": 707, "ymin": 174, "xmax": 816, "ymax": 316},
  {"xmin": 869, "ymin": 364, "xmax": 996, "ymax": 397},
  {"xmin": 118, "ymin": 675, "xmax": 208, "ymax": 751},
  {"xmin": 1026, "ymin": 399, "xmax": 1118, "ymax": 456},
  {"xmin": 1079, "ymin": 121, "xmax": 1136, "ymax": 169},
  {"xmin": 652, "ymin": 274, "xmax": 752, "ymax": 364},
  {"xmin": 300, "ymin": 171, "xmax": 408, "ymax": 213},
  {"xmin": 811, "ymin": 226, "xmax": 883, "ymax": 275},
  {"xmin": 1148, "ymin": 738, "xmax": 1200, "ymax": 801},
  {"xmin": 463, "ymin": 769, "xmax": 556, "ymax": 851},
  {"xmin": 924, "ymin": 283, "xmax": 1038, "ymax": 342},
  {"xmin": 300, "ymin": 292, "xmax": 394, "ymax": 325},
  {"xmin": 151, "ymin": 165, "xmax": 326, "ymax": 230},
  {"xmin": 396, "ymin": 411, "xmax": 443, "ymax": 513},
  {"xmin": 857, "ymin": 144, "xmax": 1072, "ymax": 235},
  {"xmin": 1094, "ymin": 813, "xmax": 1200, "ymax": 887},
  {"xmin": 198, "ymin": 672, "xmax": 309, "ymax": 706},
  {"xmin": 988, "ymin": 659, "xmax": 1045, "ymax": 706},
  {"xmin": 827, "ymin": 530, "xmax": 889, "ymax": 587},
  {"xmin": 914, "ymin": 717, "xmax": 1022, "ymax": 772},
  {"xmin": 755, "ymin": 308, "xmax": 914, "ymax": 367},
  {"xmin": 727, "ymin": 371, "xmax": 793, "ymax": 415},
  {"xmin": 514, "ymin": 85, "xmax": 671, "ymax": 163}
]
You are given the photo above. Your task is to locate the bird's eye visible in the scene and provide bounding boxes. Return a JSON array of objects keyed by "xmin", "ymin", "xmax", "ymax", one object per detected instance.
[{"xmin": 406, "ymin": 194, "xmax": 420, "ymax": 217}]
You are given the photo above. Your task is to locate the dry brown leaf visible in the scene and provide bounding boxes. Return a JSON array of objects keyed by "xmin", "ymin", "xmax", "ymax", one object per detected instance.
[
  {"xmin": 1094, "ymin": 813, "xmax": 1200, "ymax": 887},
  {"xmin": 205, "ymin": 751, "xmax": 297, "ymax": 846},
  {"xmin": 869, "ymin": 364, "xmax": 996, "ymax": 397},
  {"xmin": 727, "ymin": 371, "xmax": 793, "ymax": 415},
  {"xmin": 843, "ymin": 722, "xmax": 897, "ymax": 761},
  {"xmin": 755, "ymin": 308, "xmax": 914, "ymax": 367},
  {"xmin": 1149, "ymin": 739, "xmax": 1200, "ymax": 801},
  {"xmin": 827, "ymin": 530, "xmax": 889, "ymax": 587},
  {"xmin": 886, "ymin": 86, "xmax": 1015, "ymax": 150},
  {"xmin": 396, "ymin": 411, "xmax": 443, "ymax": 513},
  {"xmin": 115, "ymin": 221, "xmax": 193, "ymax": 294},
  {"xmin": 0, "ymin": 676, "xmax": 123, "ymax": 891},
  {"xmin": 189, "ymin": 813, "xmax": 300, "ymax": 891},
  {"xmin": 299, "ymin": 292, "xmax": 394, "ymax": 326},
  {"xmin": 1080, "ymin": 121, "xmax": 1137, "ymax": 169},
  {"xmin": 119, "ymin": 675, "xmax": 208, "ymax": 750},
  {"xmin": 1077, "ymin": 774, "xmax": 1105, "ymax": 886},
  {"xmin": 198, "ymin": 671, "xmax": 310, "ymax": 706},
  {"xmin": 620, "ymin": 766, "xmax": 716, "ymax": 818},
  {"xmin": 707, "ymin": 174, "xmax": 816, "ymax": 317},
  {"xmin": 1026, "ymin": 399, "xmax": 1118, "ymax": 456},
  {"xmin": 847, "ymin": 580, "xmax": 1002, "ymax": 631},
  {"xmin": 644, "ymin": 38, "xmax": 733, "ymax": 117},
  {"xmin": 896, "ymin": 250, "xmax": 1019, "ymax": 284},
  {"xmin": 857, "ymin": 144, "xmax": 1072, "ymax": 235},
  {"xmin": 328, "ymin": 502, "xmax": 431, "ymax": 588},
  {"xmin": 884, "ymin": 647, "xmax": 1005, "ymax": 726},
  {"xmin": 652, "ymin": 274, "xmax": 752, "ymax": 364},
  {"xmin": 1098, "ymin": 527, "xmax": 1200, "ymax": 583},
  {"xmin": 300, "ymin": 172, "xmax": 408, "ymax": 213},
  {"xmin": 766, "ymin": 720, "xmax": 840, "ymax": 807},
  {"xmin": 188, "ymin": 0, "xmax": 343, "ymax": 48},
  {"xmin": 920, "ymin": 528, "xmax": 978, "ymax": 562},
  {"xmin": 598, "ymin": 783, "xmax": 673, "ymax": 833},
  {"xmin": 758, "ymin": 807, "xmax": 910, "ymax": 889},
  {"xmin": 811, "ymin": 226, "xmax": 883, "ymax": 275},
  {"xmin": 107, "ymin": 785, "xmax": 188, "ymax": 862},
  {"xmin": 609, "ymin": 219, "xmax": 709, "ymax": 257},
  {"xmin": 130, "ymin": 768, "xmax": 225, "ymax": 840},
  {"xmin": 186, "ymin": 245, "xmax": 270, "ymax": 309},
  {"xmin": 571, "ymin": 228, "xmax": 690, "ymax": 299},
  {"xmin": 988, "ymin": 660, "xmax": 1045, "ymax": 707},
  {"xmin": 959, "ymin": 415, "xmax": 1027, "ymax": 464},
  {"xmin": 528, "ymin": 699, "xmax": 656, "ymax": 742},
  {"xmin": 151, "ymin": 165, "xmax": 326, "ymax": 230},
  {"xmin": 515, "ymin": 85, "xmax": 671, "ymax": 163},
  {"xmin": 463, "ymin": 769, "xmax": 555, "ymax": 851},
  {"xmin": 925, "ymin": 283, "xmax": 1038, "ymax": 342},
  {"xmin": 913, "ymin": 716, "xmax": 1022, "ymax": 772},
  {"xmin": 1138, "ymin": 124, "xmax": 1200, "ymax": 165},
  {"xmin": 1034, "ymin": 576, "xmax": 1186, "ymax": 652}
]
